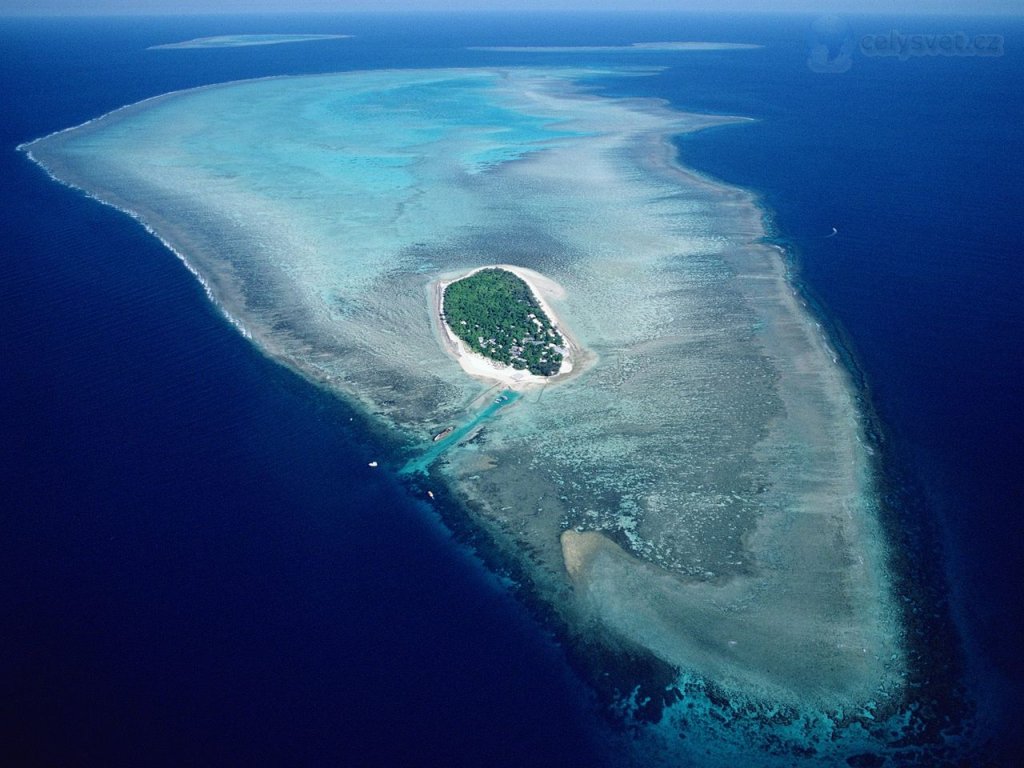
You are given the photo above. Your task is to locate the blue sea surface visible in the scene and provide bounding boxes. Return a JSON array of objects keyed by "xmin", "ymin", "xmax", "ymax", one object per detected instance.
[{"xmin": 2, "ymin": 12, "xmax": 1021, "ymax": 765}]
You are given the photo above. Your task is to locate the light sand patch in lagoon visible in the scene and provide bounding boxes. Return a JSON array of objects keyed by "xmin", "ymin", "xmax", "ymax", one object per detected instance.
[{"xmin": 22, "ymin": 66, "xmax": 911, "ymax": 761}]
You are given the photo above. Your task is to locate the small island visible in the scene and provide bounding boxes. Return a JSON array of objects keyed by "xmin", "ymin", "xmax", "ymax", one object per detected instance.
[
  {"xmin": 437, "ymin": 266, "xmax": 578, "ymax": 384},
  {"xmin": 443, "ymin": 268, "xmax": 565, "ymax": 376}
]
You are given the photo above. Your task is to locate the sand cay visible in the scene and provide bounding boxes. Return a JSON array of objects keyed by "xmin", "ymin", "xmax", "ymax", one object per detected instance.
[{"xmin": 21, "ymin": 66, "xmax": 908, "ymax": 757}]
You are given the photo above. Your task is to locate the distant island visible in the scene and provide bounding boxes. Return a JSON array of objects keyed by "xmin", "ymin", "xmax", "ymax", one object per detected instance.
[
  {"xmin": 467, "ymin": 41, "xmax": 762, "ymax": 53},
  {"xmin": 443, "ymin": 268, "xmax": 565, "ymax": 377},
  {"xmin": 148, "ymin": 34, "xmax": 351, "ymax": 51}
]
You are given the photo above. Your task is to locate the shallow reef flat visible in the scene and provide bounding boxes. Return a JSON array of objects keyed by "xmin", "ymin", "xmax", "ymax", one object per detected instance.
[{"xmin": 23, "ymin": 67, "xmax": 906, "ymax": 759}]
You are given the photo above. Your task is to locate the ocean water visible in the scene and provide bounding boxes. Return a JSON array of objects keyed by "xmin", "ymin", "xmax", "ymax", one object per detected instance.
[{"xmin": 2, "ymin": 13, "xmax": 1021, "ymax": 766}]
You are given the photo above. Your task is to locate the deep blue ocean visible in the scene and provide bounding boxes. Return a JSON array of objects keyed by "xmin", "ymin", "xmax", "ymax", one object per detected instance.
[{"xmin": 2, "ymin": 13, "xmax": 1021, "ymax": 766}]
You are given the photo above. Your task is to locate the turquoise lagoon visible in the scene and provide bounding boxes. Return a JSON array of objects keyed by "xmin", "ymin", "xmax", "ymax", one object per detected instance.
[{"xmin": 24, "ymin": 68, "xmax": 907, "ymax": 760}]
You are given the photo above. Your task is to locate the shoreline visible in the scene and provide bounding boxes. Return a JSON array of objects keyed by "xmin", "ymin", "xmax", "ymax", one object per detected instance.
[{"xmin": 432, "ymin": 264, "xmax": 591, "ymax": 389}]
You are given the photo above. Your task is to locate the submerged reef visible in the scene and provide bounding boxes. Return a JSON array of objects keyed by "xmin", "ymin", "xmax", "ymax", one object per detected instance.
[{"xmin": 23, "ymin": 67, "xmax": 910, "ymax": 763}]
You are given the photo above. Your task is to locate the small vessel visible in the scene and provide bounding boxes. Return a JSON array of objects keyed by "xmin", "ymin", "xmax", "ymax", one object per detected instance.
[
  {"xmin": 432, "ymin": 426, "xmax": 455, "ymax": 442},
  {"xmin": 427, "ymin": 490, "xmax": 435, "ymax": 500},
  {"xmin": 368, "ymin": 461, "xmax": 378, "ymax": 468}
]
